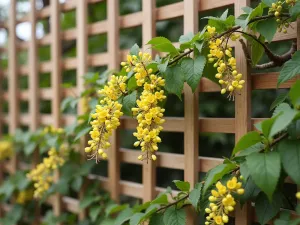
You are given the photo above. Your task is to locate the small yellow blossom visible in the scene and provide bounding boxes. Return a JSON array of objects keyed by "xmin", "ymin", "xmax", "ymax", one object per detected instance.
[
  {"xmin": 0, "ymin": 140, "xmax": 13, "ymax": 161},
  {"xmin": 205, "ymin": 176, "xmax": 244, "ymax": 225},
  {"xmin": 16, "ymin": 189, "xmax": 34, "ymax": 204},
  {"xmin": 86, "ymin": 75, "xmax": 126, "ymax": 162},
  {"xmin": 296, "ymin": 192, "xmax": 300, "ymax": 200},
  {"xmin": 207, "ymin": 29, "xmax": 245, "ymax": 100},
  {"xmin": 27, "ymin": 145, "xmax": 69, "ymax": 198}
]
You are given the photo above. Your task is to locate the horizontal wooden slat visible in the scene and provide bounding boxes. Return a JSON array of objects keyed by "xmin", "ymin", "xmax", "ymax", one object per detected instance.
[{"xmin": 200, "ymin": 0, "xmax": 234, "ymax": 11}]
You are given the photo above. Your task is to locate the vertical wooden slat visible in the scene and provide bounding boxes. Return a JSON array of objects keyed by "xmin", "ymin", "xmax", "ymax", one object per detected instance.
[
  {"xmin": 77, "ymin": 0, "xmax": 88, "ymax": 220},
  {"xmin": 8, "ymin": 0, "xmax": 18, "ymax": 171},
  {"xmin": 108, "ymin": 0, "xmax": 120, "ymax": 202},
  {"xmin": 234, "ymin": 0, "xmax": 252, "ymax": 224},
  {"xmin": 29, "ymin": 0, "xmax": 40, "ymax": 223},
  {"xmin": 184, "ymin": 0, "xmax": 199, "ymax": 224},
  {"xmin": 142, "ymin": 0, "xmax": 156, "ymax": 203},
  {"xmin": 51, "ymin": 0, "xmax": 62, "ymax": 219},
  {"xmin": 0, "ymin": 62, "xmax": 3, "ymax": 218}
]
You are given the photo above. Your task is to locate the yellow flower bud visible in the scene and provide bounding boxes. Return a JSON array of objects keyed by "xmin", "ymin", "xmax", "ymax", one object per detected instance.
[
  {"xmin": 296, "ymin": 192, "xmax": 300, "ymax": 199},
  {"xmin": 205, "ymin": 208, "xmax": 211, "ymax": 213},
  {"xmin": 151, "ymin": 155, "xmax": 157, "ymax": 161}
]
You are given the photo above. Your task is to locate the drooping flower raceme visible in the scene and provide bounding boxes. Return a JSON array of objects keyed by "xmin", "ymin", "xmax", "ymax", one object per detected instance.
[
  {"xmin": 205, "ymin": 176, "xmax": 244, "ymax": 225},
  {"xmin": 27, "ymin": 145, "xmax": 69, "ymax": 198},
  {"xmin": 206, "ymin": 26, "xmax": 245, "ymax": 100},
  {"xmin": 121, "ymin": 52, "xmax": 166, "ymax": 161},
  {"xmin": 0, "ymin": 140, "xmax": 13, "ymax": 161},
  {"xmin": 85, "ymin": 75, "xmax": 126, "ymax": 162}
]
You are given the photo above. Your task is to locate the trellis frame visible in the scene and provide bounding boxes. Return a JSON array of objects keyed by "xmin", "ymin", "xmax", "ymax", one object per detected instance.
[{"xmin": 0, "ymin": 0, "xmax": 299, "ymax": 224}]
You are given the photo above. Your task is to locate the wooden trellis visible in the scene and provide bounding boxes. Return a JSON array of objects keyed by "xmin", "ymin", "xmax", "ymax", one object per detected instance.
[{"xmin": 0, "ymin": 0, "xmax": 299, "ymax": 224}]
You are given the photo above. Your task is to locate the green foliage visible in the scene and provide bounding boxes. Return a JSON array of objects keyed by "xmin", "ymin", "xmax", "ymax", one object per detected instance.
[
  {"xmin": 147, "ymin": 37, "xmax": 179, "ymax": 55},
  {"xmin": 278, "ymin": 51, "xmax": 300, "ymax": 86},
  {"xmin": 246, "ymin": 152, "xmax": 281, "ymax": 200},
  {"xmin": 164, "ymin": 65, "xmax": 184, "ymax": 99},
  {"xmin": 232, "ymin": 131, "xmax": 262, "ymax": 156},
  {"xmin": 163, "ymin": 207, "xmax": 186, "ymax": 225}
]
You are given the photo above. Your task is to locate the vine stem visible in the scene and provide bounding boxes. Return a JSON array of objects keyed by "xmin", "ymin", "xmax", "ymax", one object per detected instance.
[
  {"xmin": 166, "ymin": 13, "xmax": 291, "ymax": 67},
  {"xmin": 156, "ymin": 194, "xmax": 190, "ymax": 213}
]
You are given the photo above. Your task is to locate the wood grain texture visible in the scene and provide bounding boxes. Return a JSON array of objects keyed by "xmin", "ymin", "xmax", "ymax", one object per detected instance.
[
  {"xmin": 108, "ymin": 0, "xmax": 120, "ymax": 202},
  {"xmin": 142, "ymin": 0, "xmax": 157, "ymax": 203},
  {"xmin": 234, "ymin": 0, "xmax": 252, "ymax": 224},
  {"xmin": 50, "ymin": 0, "xmax": 62, "ymax": 220},
  {"xmin": 184, "ymin": 0, "xmax": 199, "ymax": 224},
  {"xmin": 77, "ymin": 0, "xmax": 88, "ymax": 220}
]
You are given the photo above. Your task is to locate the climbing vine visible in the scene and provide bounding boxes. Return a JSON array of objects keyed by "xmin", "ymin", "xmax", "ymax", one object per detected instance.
[{"xmin": 0, "ymin": 0, "xmax": 300, "ymax": 224}]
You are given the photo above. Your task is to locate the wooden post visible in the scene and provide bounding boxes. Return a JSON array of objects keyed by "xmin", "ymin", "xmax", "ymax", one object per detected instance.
[
  {"xmin": 142, "ymin": 0, "xmax": 156, "ymax": 203},
  {"xmin": 108, "ymin": 0, "xmax": 120, "ymax": 202},
  {"xmin": 51, "ymin": 0, "xmax": 62, "ymax": 220},
  {"xmin": 184, "ymin": 0, "xmax": 199, "ymax": 223},
  {"xmin": 8, "ymin": 0, "xmax": 18, "ymax": 171},
  {"xmin": 77, "ymin": 0, "xmax": 88, "ymax": 220},
  {"xmin": 234, "ymin": 0, "xmax": 252, "ymax": 224},
  {"xmin": 29, "ymin": 0, "xmax": 40, "ymax": 223}
]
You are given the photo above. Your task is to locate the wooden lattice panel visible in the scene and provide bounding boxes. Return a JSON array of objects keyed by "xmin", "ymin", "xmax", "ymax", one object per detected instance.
[{"xmin": 0, "ymin": 0, "xmax": 299, "ymax": 224}]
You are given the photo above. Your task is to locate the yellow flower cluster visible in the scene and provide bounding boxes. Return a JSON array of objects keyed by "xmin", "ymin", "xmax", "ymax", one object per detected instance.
[
  {"xmin": 27, "ymin": 146, "xmax": 69, "ymax": 198},
  {"xmin": 121, "ymin": 52, "xmax": 166, "ymax": 161},
  {"xmin": 85, "ymin": 75, "xmax": 126, "ymax": 162},
  {"xmin": 206, "ymin": 26, "xmax": 245, "ymax": 100},
  {"xmin": 16, "ymin": 189, "xmax": 34, "ymax": 204},
  {"xmin": 269, "ymin": 0, "xmax": 297, "ymax": 33},
  {"xmin": 0, "ymin": 140, "xmax": 13, "ymax": 161},
  {"xmin": 42, "ymin": 125, "xmax": 64, "ymax": 135},
  {"xmin": 205, "ymin": 177, "xmax": 244, "ymax": 225}
]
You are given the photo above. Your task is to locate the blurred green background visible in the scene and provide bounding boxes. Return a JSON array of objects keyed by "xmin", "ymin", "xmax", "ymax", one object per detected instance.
[{"xmin": 0, "ymin": 0, "xmax": 289, "ymax": 202}]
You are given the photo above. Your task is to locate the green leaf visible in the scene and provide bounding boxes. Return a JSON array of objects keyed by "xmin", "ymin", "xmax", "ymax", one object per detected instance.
[
  {"xmin": 105, "ymin": 204, "xmax": 129, "ymax": 217},
  {"xmin": 270, "ymin": 92, "xmax": 289, "ymax": 111},
  {"xmin": 158, "ymin": 57, "xmax": 169, "ymax": 73},
  {"xmin": 181, "ymin": 56, "xmax": 206, "ymax": 92},
  {"xmin": 79, "ymin": 195, "xmax": 101, "ymax": 209},
  {"xmin": 189, "ymin": 183, "xmax": 203, "ymax": 209},
  {"xmin": 235, "ymin": 142, "xmax": 264, "ymax": 158},
  {"xmin": 279, "ymin": 139, "xmax": 300, "ymax": 185},
  {"xmin": 232, "ymin": 131, "xmax": 262, "ymax": 156},
  {"xmin": 149, "ymin": 213, "xmax": 165, "ymax": 225},
  {"xmin": 71, "ymin": 177, "xmax": 83, "ymax": 192},
  {"xmin": 255, "ymin": 192, "xmax": 282, "ymax": 225},
  {"xmin": 261, "ymin": 115, "xmax": 280, "ymax": 140},
  {"xmin": 89, "ymin": 206, "xmax": 102, "ymax": 222},
  {"xmin": 130, "ymin": 44, "xmax": 140, "ymax": 56},
  {"xmin": 256, "ymin": 18, "xmax": 277, "ymax": 42},
  {"xmin": 203, "ymin": 163, "xmax": 237, "ymax": 194},
  {"xmin": 246, "ymin": 152, "xmax": 281, "ymax": 200},
  {"xmin": 147, "ymin": 37, "xmax": 179, "ymax": 54},
  {"xmin": 287, "ymin": 120, "xmax": 300, "ymax": 140},
  {"xmin": 122, "ymin": 91, "xmax": 137, "ymax": 116},
  {"xmin": 289, "ymin": 80, "xmax": 300, "ymax": 109},
  {"xmin": 173, "ymin": 180, "xmax": 190, "ymax": 192},
  {"xmin": 61, "ymin": 96, "xmax": 77, "ymax": 112},
  {"xmin": 79, "ymin": 161, "xmax": 95, "ymax": 176},
  {"xmin": 278, "ymin": 51, "xmax": 300, "ymax": 86},
  {"xmin": 114, "ymin": 208, "xmax": 134, "ymax": 225},
  {"xmin": 74, "ymin": 126, "xmax": 91, "ymax": 141},
  {"xmin": 164, "ymin": 65, "xmax": 184, "ymax": 100},
  {"xmin": 262, "ymin": 0, "xmax": 276, "ymax": 7},
  {"xmin": 163, "ymin": 207, "xmax": 186, "ymax": 225},
  {"xmin": 239, "ymin": 176, "xmax": 260, "ymax": 206},
  {"xmin": 270, "ymin": 103, "xmax": 298, "ymax": 137},
  {"xmin": 129, "ymin": 213, "xmax": 145, "ymax": 225},
  {"xmin": 290, "ymin": 2, "xmax": 300, "ymax": 19},
  {"xmin": 251, "ymin": 35, "xmax": 265, "ymax": 65},
  {"xmin": 127, "ymin": 76, "xmax": 137, "ymax": 91},
  {"xmin": 274, "ymin": 211, "xmax": 291, "ymax": 225},
  {"xmin": 24, "ymin": 142, "xmax": 37, "ymax": 156},
  {"xmin": 151, "ymin": 194, "xmax": 169, "ymax": 205}
]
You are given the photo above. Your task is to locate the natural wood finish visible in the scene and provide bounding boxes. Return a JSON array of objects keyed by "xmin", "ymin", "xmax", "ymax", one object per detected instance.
[
  {"xmin": 77, "ymin": 0, "xmax": 88, "ymax": 220},
  {"xmin": 8, "ymin": 0, "xmax": 18, "ymax": 172},
  {"xmin": 108, "ymin": 0, "xmax": 120, "ymax": 202},
  {"xmin": 184, "ymin": 0, "xmax": 199, "ymax": 223},
  {"xmin": 29, "ymin": 0, "xmax": 40, "ymax": 223},
  {"xmin": 142, "ymin": 0, "xmax": 157, "ymax": 203},
  {"xmin": 50, "ymin": 0, "xmax": 62, "ymax": 220},
  {"xmin": 234, "ymin": 0, "xmax": 252, "ymax": 224}
]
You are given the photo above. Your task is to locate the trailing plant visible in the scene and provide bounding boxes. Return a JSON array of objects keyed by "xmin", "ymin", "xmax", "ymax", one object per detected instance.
[{"xmin": 0, "ymin": 0, "xmax": 300, "ymax": 224}]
